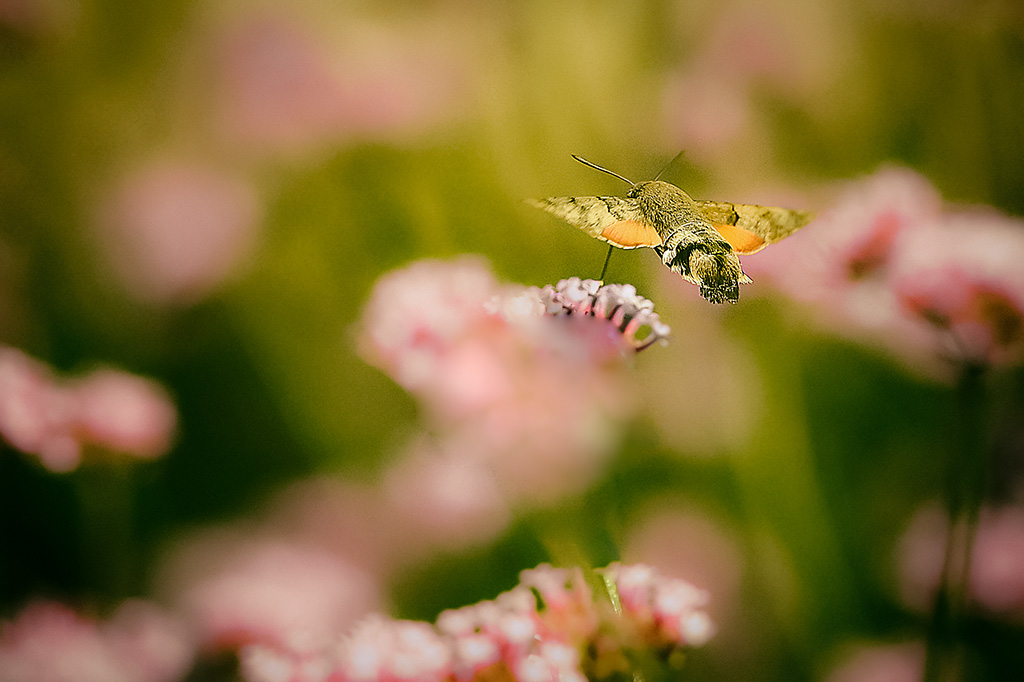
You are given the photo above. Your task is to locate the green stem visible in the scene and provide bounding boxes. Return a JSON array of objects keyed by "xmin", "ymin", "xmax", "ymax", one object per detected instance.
[
  {"xmin": 599, "ymin": 244, "xmax": 614, "ymax": 281},
  {"xmin": 922, "ymin": 362, "xmax": 988, "ymax": 682}
]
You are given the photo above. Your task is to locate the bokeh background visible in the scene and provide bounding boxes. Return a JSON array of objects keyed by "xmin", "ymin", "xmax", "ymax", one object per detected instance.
[{"xmin": 2, "ymin": 0, "xmax": 1024, "ymax": 681}]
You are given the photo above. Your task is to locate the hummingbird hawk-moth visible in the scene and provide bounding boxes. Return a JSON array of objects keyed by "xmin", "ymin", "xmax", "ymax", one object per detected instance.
[{"xmin": 528, "ymin": 155, "xmax": 813, "ymax": 304}]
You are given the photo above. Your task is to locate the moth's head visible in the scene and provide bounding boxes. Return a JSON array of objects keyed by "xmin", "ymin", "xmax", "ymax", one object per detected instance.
[{"xmin": 627, "ymin": 180, "xmax": 691, "ymax": 202}]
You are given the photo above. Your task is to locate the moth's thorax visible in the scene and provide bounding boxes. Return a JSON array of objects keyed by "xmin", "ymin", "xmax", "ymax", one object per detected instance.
[{"xmin": 629, "ymin": 180, "xmax": 702, "ymax": 230}]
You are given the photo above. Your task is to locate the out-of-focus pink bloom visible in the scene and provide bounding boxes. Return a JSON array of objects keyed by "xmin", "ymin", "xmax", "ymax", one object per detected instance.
[
  {"xmin": 745, "ymin": 166, "xmax": 942, "ymax": 303},
  {"xmin": 969, "ymin": 507, "xmax": 1024, "ymax": 616},
  {"xmin": 262, "ymin": 478, "xmax": 393, "ymax": 575},
  {"xmin": 359, "ymin": 257, "xmax": 502, "ymax": 396},
  {"xmin": 0, "ymin": 347, "xmax": 79, "ymax": 471},
  {"xmin": 0, "ymin": 347, "xmax": 177, "ymax": 472},
  {"xmin": 240, "ymin": 562, "xmax": 713, "ymax": 682},
  {"xmin": 160, "ymin": 534, "xmax": 381, "ymax": 652},
  {"xmin": 623, "ymin": 505, "xmax": 743, "ymax": 633},
  {"xmin": 70, "ymin": 369, "xmax": 177, "ymax": 459},
  {"xmin": 214, "ymin": 15, "xmax": 466, "ymax": 154},
  {"xmin": 382, "ymin": 439, "xmax": 511, "ymax": 552},
  {"xmin": 662, "ymin": 69, "xmax": 751, "ymax": 160},
  {"xmin": 0, "ymin": 0, "xmax": 73, "ymax": 35},
  {"xmin": 889, "ymin": 212, "xmax": 1024, "ymax": 366},
  {"xmin": 361, "ymin": 258, "xmax": 658, "ymax": 507},
  {"xmin": 898, "ymin": 504, "xmax": 1024, "ymax": 620},
  {"xmin": 96, "ymin": 160, "xmax": 261, "ymax": 305},
  {"xmin": 823, "ymin": 642, "xmax": 923, "ymax": 682},
  {"xmin": 662, "ymin": 2, "xmax": 843, "ymax": 160},
  {"xmin": 0, "ymin": 600, "xmax": 193, "ymax": 682},
  {"xmin": 743, "ymin": 167, "xmax": 1024, "ymax": 375}
]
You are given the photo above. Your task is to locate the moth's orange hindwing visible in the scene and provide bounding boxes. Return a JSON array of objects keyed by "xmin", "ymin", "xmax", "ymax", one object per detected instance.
[
  {"xmin": 600, "ymin": 220, "xmax": 662, "ymax": 249},
  {"xmin": 711, "ymin": 223, "xmax": 768, "ymax": 255}
]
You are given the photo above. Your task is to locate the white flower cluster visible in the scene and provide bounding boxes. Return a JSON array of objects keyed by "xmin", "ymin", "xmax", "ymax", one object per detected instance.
[{"xmin": 535, "ymin": 278, "xmax": 672, "ymax": 351}]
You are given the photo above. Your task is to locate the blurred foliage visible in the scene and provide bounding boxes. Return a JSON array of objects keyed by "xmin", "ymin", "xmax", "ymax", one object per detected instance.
[{"xmin": 2, "ymin": 1, "xmax": 1024, "ymax": 681}]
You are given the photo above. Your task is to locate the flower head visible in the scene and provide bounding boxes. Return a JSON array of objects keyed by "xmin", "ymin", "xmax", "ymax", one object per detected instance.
[
  {"xmin": 240, "ymin": 562, "xmax": 714, "ymax": 682},
  {"xmin": 95, "ymin": 160, "xmax": 261, "ymax": 305},
  {"xmin": 159, "ymin": 534, "xmax": 381, "ymax": 653},
  {"xmin": 533, "ymin": 277, "xmax": 671, "ymax": 351},
  {"xmin": 898, "ymin": 504, "xmax": 1024, "ymax": 619},
  {"xmin": 0, "ymin": 347, "xmax": 177, "ymax": 472},
  {"xmin": 746, "ymin": 167, "xmax": 1024, "ymax": 374},
  {"xmin": 824, "ymin": 642, "xmax": 923, "ymax": 682},
  {"xmin": 889, "ymin": 211, "xmax": 1024, "ymax": 366},
  {"xmin": 0, "ymin": 600, "xmax": 192, "ymax": 682},
  {"xmin": 360, "ymin": 259, "xmax": 666, "ymax": 509}
]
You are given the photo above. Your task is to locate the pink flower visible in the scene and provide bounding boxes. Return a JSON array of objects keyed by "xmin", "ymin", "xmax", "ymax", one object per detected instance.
[
  {"xmin": 95, "ymin": 160, "xmax": 261, "ymax": 305},
  {"xmin": 70, "ymin": 369, "xmax": 177, "ymax": 459},
  {"xmin": 358, "ymin": 257, "xmax": 500, "ymax": 395},
  {"xmin": 0, "ymin": 347, "xmax": 79, "ymax": 471},
  {"xmin": 0, "ymin": 0, "xmax": 72, "ymax": 36},
  {"xmin": 662, "ymin": 69, "xmax": 751, "ymax": 161},
  {"xmin": 745, "ymin": 166, "xmax": 942, "ymax": 303},
  {"xmin": 0, "ymin": 600, "xmax": 193, "ymax": 682},
  {"xmin": 360, "ymin": 258, "xmax": 659, "ymax": 506},
  {"xmin": 533, "ymin": 278, "xmax": 671, "ymax": 352},
  {"xmin": 213, "ymin": 15, "xmax": 466, "ymax": 155},
  {"xmin": 823, "ymin": 642, "xmax": 924, "ymax": 682},
  {"xmin": 889, "ymin": 211, "xmax": 1024, "ymax": 366},
  {"xmin": 898, "ymin": 504, "xmax": 1024, "ymax": 620},
  {"xmin": 382, "ymin": 439, "xmax": 512, "ymax": 553},
  {"xmin": 623, "ymin": 505, "xmax": 743, "ymax": 635},
  {"xmin": 744, "ymin": 167, "xmax": 1024, "ymax": 374},
  {"xmin": 159, "ymin": 534, "xmax": 381, "ymax": 652},
  {"xmin": 0, "ymin": 347, "xmax": 177, "ymax": 471},
  {"xmin": 661, "ymin": 3, "xmax": 843, "ymax": 160},
  {"xmin": 240, "ymin": 562, "xmax": 714, "ymax": 682}
]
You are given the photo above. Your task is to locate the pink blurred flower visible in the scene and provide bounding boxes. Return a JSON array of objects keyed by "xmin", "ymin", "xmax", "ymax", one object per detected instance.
[
  {"xmin": 358, "ymin": 257, "xmax": 501, "ymax": 396},
  {"xmin": 159, "ymin": 532, "xmax": 381, "ymax": 652},
  {"xmin": 744, "ymin": 166, "xmax": 942, "ymax": 304},
  {"xmin": 0, "ymin": 600, "xmax": 193, "ymax": 682},
  {"xmin": 262, "ymin": 478, "xmax": 395, "ymax": 575},
  {"xmin": 623, "ymin": 504, "xmax": 743, "ymax": 633},
  {"xmin": 662, "ymin": 69, "xmax": 751, "ymax": 161},
  {"xmin": 382, "ymin": 438, "xmax": 512, "ymax": 552},
  {"xmin": 0, "ymin": 347, "xmax": 176, "ymax": 472},
  {"xmin": 0, "ymin": 0, "xmax": 74, "ymax": 35},
  {"xmin": 70, "ymin": 368, "xmax": 177, "ymax": 460},
  {"xmin": 662, "ymin": 2, "xmax": 843, "ymax": 160},
  {"xmin": 889, "ymin": 211, "xmax": 1024, "ymax": 366},
  {"xmin": 360, "ymin": 258, "xmax": 660, "ymax": 506},
  {"xmin": 745, "ymin": 167, "xmax": 1024, "ymax": 374},
  {"xmin": 95, "ymin": 160, "xmax": 261, "ymax": 305},
  {"xmin": 240, "ymin": 562, "xmax": 713, "ymax": 682},
  {"xmin": 823, "ymin": 641, "xmax": 923, "ymax": 682},
  {"xmin": 214, "ymin": 15, "xmax": 466, "ymax": 154},
  {"xmin": 898, "ymin": 504, "xmax": 1024, "ymax": 620}
]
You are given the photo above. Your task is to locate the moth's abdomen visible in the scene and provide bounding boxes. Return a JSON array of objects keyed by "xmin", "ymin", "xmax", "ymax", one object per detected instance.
[{"xmin": 655, "ymin": 222, "xmax": 749, "ymax": 304}]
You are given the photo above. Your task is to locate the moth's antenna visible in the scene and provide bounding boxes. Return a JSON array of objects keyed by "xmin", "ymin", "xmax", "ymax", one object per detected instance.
[
  {"xmin": 571, "ymin": 154, "xmax": 635, "ymax": 187},
  {"xmin": 653, "ymin": 150, "xmax": 687, "ymax": 181}
]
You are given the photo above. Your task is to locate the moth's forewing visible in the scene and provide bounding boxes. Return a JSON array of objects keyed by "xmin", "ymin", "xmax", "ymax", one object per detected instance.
[
  {"xmin": 526, "ymin": 196, "xmax": 661, "ymax": 249},
  {"xmin": 696, "ymin": 200, "xmax": 813, "ymax": 254}
]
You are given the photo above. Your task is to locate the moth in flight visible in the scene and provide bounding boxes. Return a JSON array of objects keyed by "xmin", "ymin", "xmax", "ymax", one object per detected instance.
[{"xmin": 528, "ymin": 155, "xmax": 813, "ymax": 304}]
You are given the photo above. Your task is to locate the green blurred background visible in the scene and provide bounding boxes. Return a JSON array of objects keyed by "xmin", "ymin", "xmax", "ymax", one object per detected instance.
[{"xmin": 2, "ymin": 1, "xmax": 1024, "ymax": 680}]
